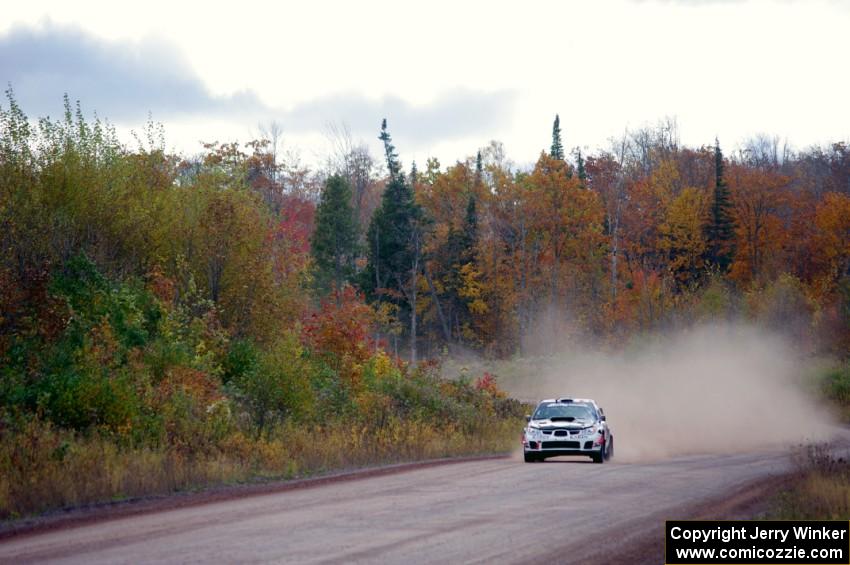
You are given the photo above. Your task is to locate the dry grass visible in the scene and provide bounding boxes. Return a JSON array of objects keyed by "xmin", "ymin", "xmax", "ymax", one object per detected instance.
[
  {"xmin": 769, "ymin": 444, "xmax": 850, "ymax": 520},
  {"xmin": 0, "ymin": 417, "xmax": 518, "ymax": 520}
]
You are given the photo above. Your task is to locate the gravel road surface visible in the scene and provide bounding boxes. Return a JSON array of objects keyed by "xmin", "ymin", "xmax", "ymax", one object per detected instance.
[{"xmin": 0, "ymin": 447, "xmax": 794, "ymax": 564}]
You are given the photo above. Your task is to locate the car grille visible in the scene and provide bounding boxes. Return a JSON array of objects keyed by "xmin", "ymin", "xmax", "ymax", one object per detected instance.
[
  {"xmin": 541, "ymin": 441, "xmax": 580, "ymax": 449},
  {"xmin": 542, "ymin": 429, "xmax": 582, "ymax": 436}
]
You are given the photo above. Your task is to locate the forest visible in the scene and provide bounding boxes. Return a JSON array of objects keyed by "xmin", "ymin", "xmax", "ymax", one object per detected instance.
[{"xmin": 1, "ymin": 90, "xmax": 849, "ymax": 518}]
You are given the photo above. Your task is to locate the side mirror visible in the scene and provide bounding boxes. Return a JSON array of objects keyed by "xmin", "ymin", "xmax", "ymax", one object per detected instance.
[
  {"xmin": 525, "ymin": 415, "xmax": 531, "ymax": 423},
  {"xmin": 600, "ymin": 415, "xmax": 607, "ymax": 422}
]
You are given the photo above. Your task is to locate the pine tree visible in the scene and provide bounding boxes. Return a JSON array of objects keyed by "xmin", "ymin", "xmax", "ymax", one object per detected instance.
[
  {"xmin": 363, "ymin": 122, "xmax": 417, "ymax": 298},
  {"xmin": 363, "ymin": 120, "xmax": 426, "ymax": 362},
  {"xmin": 475, "ymin": 150, "xmax": 483, "ymax": 187},
  {"xmin": 704, "ymin": 138, "xmax": 736, "ymax": 272},
  {"xmin": 550, "ymin": 114, "xmax": 564, "ymax": 160},
  {"xmin": 574, "ymin": 147, "xmax": 587, "ymax": 187},
  {"xmin": 461, "ymin": 194, "xmax": 478, "ymax": 262},
  {"xmin": 311, "ymin": 174, "xmax": 358, "ymax": 296},
  {"xmin": 379, "ymin": 118, "xmax": 401, "ymax": 178}
]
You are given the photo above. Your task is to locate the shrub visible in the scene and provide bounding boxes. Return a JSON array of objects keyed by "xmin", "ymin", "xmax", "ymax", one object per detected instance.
[
  {"xmin": 230, "ymin": 332, "xmax": 314, "ymax": 435},
  {"xmin": 818, "ymin": 363, "xmax": 850, "ymax": 421},
  {"xmin": 747, "ymin": 273, "xmax": 815, "ymax": 347}
]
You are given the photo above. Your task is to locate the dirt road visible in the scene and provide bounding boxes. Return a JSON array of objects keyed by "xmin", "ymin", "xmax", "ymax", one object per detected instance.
[{"xmin": 0, "ymin": 447, "xmax": 793, "ymax": 564}]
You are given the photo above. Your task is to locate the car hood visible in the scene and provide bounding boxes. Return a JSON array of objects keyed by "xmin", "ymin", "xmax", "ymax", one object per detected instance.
[{"xmin": 530, "ymin": 419, "xmax": 595, "ymax": 429}]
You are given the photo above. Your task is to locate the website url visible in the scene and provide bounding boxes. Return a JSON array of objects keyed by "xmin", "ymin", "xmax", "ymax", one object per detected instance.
[{"xmin": 675, "ymin": 546, "xmax": 845, "ymax": 561}]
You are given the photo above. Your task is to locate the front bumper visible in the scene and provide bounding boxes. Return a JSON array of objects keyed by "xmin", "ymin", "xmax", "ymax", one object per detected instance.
[
  {"xmin": 523, "ymin": 440, "xmax": 602, "ymax": 455},
  {"xmin": 522, "ymin": 429, "xmax": 606, "ymax": 455}
]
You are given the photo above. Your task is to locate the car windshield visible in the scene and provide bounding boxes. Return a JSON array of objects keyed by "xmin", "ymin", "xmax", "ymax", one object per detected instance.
[{"xmin": 532, "ymin": 403, "xmax": 596, "ymax": 422}]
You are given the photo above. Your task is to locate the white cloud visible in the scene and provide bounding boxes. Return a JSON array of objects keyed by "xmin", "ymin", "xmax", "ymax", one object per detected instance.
[{"xmin": 1, "ymin": 0, "xmax": 847, "ymax": 165}]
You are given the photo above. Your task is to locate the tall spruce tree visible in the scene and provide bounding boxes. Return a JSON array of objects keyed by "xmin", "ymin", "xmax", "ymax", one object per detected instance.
[
  {"xmin": 363, "ymin": 120, "xmax": 425, "ymax": 362},
  {"xmin": 574, "ymin": 147, "xmax": 587, "ymax": 187},
  {"xmin": 379, "ymin": 118, "xmax": 400, "ymax": 178},
  {"xmin": 550, "ymin": 114, "xmax": 564, "ymax": 160},
  {"xmin": 311, "ymin": 174, "xmax": 358, "ymax": 296},
  {"xmin": 704, "ymin": 138, "xmax": 736, "ymax": 272}
]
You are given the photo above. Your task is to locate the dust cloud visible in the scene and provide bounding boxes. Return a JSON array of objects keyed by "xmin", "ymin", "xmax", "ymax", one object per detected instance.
[{"xmin": 504, "ymin": 324, "xmax": 837, "ymax": 462}]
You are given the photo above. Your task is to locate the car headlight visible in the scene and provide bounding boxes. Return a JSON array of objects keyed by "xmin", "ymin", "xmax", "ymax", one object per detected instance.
[{"xmin": 525, "ymin": 426, "xmax": 541, "ymax": 439}]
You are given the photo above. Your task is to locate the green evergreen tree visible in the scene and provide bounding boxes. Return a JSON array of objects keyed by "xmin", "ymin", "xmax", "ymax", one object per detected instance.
[
  {"xmin": 363, "ymin": 120, "xmax": 423, "ymax": 316},
  {"xmin": 364, "ymin": 121, "xmax": 430, "ymax": 361},
  {"xmin": 574, "ymin": 147, "xmax": 587, "ymax": 187},
  {"xmin": 704, "ymin": 138, "xmax": 736, "ymax": 272},
  {"xmin": 364, "ymin": 180, "xmax": 413, "ymax": 295},
  {"xmin": 475, "ymin": 150, "xmax": 483, "ymax": 187},
  {"xmin": 550, "ymin": 114, "xmax": 564, "ymax": 160},
  {"xmin": 310, "ymin": 174, "xmax": 358, "ymax": 295},
  {"xmin": 461, "ymin": 194, "xmax": 478, "ymax": 262},
  {"xmin": 379, "ymin": 118, "xmax": 401, "ymax": 178}
]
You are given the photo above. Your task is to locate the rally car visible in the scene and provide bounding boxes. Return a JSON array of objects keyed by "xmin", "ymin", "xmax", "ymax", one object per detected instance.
[{"xmin": 522, "ymin": 397, "xmax": 613, "ymax": 463}]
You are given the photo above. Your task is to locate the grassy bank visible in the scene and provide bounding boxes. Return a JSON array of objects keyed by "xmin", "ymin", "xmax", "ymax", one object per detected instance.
[
  {"xmin": 0, "ymin": 255, "xmax": 525, "ymax": 521},
  {"xmin": 0, "ymin": 415, "xmax": 519, "ymax": 521},
  {"xmin": 768, "ymin": 362, "xmax": 850, "ymax": 519},
  {"xmin": 769, "ymin": 444, "xmax": 850, "ymax": 520}
]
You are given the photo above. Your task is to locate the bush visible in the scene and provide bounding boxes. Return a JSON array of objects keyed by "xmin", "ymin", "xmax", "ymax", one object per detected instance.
[
  {"xmin": 0, "ymin": 249, "xmax": 521, "ymax": 521},
  {"xmin": 748, "ymin": 273, "xmax": 815, "ymax": 348},
  {"xmin": 818, "ymin": 363, "xmax": 850, "ymax": 421},
  {"xmin": 0, "ymin": 98, "xmax": 524, "ymax": 522},
  {"xmin": 229, "ymin": 333, "xmax": 314, "ymax": 435}
]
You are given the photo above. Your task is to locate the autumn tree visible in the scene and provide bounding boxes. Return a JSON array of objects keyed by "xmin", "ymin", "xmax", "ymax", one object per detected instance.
[
  {"xmin": 586, "ymin": 149, "xmax": 626, "ymax": 301},
  {"xmin": 439, "ymin": 193, "xmax": 482, "ymax": 344},
  {"xmin": 526, "ymin": 153, "xmax": 607, "ymax": 344},
  {"xmin": 659, "ymin": 187, "xmax": 707, "ymax": 288},
  {"xmin": 727, "ymin": 166, "xmax": 788, "ymax": 285},
  {"xmin": 811, "ymin": 192, "xmax": 850, "ymax": 289}
]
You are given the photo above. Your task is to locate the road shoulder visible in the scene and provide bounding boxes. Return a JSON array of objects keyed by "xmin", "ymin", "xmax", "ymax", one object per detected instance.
[
  {"xmin": 577, "ymin": 473, "xmax": 794, "ymax": 565},
  {"xmin": 0, "ymin": 453, "xmax": 510, "ymax": 543}
]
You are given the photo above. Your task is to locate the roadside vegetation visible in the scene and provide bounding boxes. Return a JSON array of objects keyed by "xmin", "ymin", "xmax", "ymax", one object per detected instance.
[
  {"xmin": 815, "ymin": 362, "xmax": 850, "ymax": 422},
  {"xmin": 0, "ymin": 94, "xmax": 522, "ymax": 520},
  {"xmin": 0, "ymin": 252, "xmax": 520, "ymax": 518},
  {"xmin": 1, "ymin": 90, "xmax": 848, "ymax": 519},
  {"xmin": 769, "ymin": 444, "xmax": 850, "ymax": 520},
  {"xmin": 768, "ymin": 361, "xmax": 850, "ymax": 520}
]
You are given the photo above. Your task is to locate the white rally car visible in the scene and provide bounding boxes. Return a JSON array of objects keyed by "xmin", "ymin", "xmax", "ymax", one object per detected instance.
[{"xmin": 522, "ymin": 398, "xmax": 613, "ymax": 463}]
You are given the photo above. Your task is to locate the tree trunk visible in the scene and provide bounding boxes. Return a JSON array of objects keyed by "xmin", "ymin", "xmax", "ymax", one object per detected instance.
[
  {"xmin": 410, "ymin": 258, "xmax": 418, "ymax": 366},
  {"xmin": 424, "ymin": 266, "xmax": 452, "ymax": 343}
]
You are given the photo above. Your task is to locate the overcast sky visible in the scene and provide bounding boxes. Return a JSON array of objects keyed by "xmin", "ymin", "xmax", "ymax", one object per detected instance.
[{"xmin": 2, "ymin": 0, "xmax": 848, "ymax": 169}]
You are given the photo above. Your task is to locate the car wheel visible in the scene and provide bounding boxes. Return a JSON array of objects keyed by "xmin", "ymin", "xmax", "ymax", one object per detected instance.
[
  {"xmin": 524, "ymin": 452, "xmax": 537, "ymax": 463},
  {"xmin": 606, "ymin": 437, "xmax": 614, "ymax": 461},
  {"xmin": 592, "ymin": 443, "xmax": 606, "ymax": 464}
]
